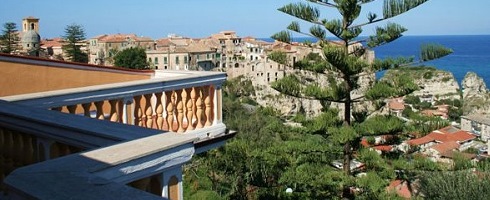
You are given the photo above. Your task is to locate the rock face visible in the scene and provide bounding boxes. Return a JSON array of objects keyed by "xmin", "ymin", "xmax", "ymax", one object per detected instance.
[
  {"xmin": 251, "ymin": 69, "xmax": 375, "ymax": 118},
  {"xmin": 462, "ymin": 72, "xmax": 490, "ymax": 115},
  {"xmin": 384, "ymin": 68, "xmax": 461, "ymax": 100},
  {"xmin": 462, "ymin": 72, "xmax": 488, "ymax": 99}
]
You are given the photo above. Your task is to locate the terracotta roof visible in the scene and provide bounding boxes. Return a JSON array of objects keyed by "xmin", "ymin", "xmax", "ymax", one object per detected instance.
[
  {"xmin": 407, "ymin": 136, "xmax": 435, "ymax": 146},
  {"xmin": 41, "ymin": 37, "xmax": 64, "ymax": 47},
  {"xmin": 94, "ymin": 34, "xmax": 153, "ymax": 43},
  {"xmin": 389, "ymin": 100, "xmax": 405, "ymax": 110},
  {"xmin": 437, "ymin": 126, "xmax": 460, "ymax": 134},
  {"xmin": 373, "ymin": 145, "xmax": 393, "ymax": 152},
  {"xmin": 387, "ymin": 180, "xmax": 412, "ymax": 199},
  {"xmin": 430, "ymin": 141, "xmax": 460, "ymax": 154},
  {"xmin": 450, "ymin": 130, "xmax": 476, "ymax": 142}
]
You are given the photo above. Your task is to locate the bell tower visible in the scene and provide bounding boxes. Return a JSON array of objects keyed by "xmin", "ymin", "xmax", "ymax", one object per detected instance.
[{"xmin": 22, "ymin": 16, "xmax": 40, "ymax": 33}]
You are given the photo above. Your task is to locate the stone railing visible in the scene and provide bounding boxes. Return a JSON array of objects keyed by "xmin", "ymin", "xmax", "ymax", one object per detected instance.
[
  {"xmin": 0, "ymin": 99, "xmax": 163, "ymax": 197},
  {"xmin": 2, "ymin": 71, "xmax": 226, "ymax": 138}
]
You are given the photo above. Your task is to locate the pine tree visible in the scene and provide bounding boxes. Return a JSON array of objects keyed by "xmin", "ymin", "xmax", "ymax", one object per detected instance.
[
  {"xmin": 0, "ymin": 22, "xmax": 20, "ymax": 54},
  {"xmin": 271, "ymin": 0, "xmax": 452, "ymax": 177},
  {"xmin": 62, "ymin": 24, "xmax": 88, "ymax": 63}
]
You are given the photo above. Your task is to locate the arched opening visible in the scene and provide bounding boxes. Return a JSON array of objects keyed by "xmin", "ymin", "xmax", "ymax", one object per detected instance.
[
  {"xmin": 30, "ymin": 23, "xmax": 35, "ymax": 30},
  {"xmin": 168, "ymin": 176, "xmax": 179, "ymax": 200}
]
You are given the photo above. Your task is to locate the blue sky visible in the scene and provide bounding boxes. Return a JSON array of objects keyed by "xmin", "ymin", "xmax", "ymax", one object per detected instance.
[{"xmin": 1, "ymin": 0, "xmax": 489, "ymax": 39}]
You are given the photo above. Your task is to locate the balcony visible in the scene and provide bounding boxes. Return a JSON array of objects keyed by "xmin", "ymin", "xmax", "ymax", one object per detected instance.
[{"xmin": 0, "ymin": 54, "xmax": 234, "ymax": 199}]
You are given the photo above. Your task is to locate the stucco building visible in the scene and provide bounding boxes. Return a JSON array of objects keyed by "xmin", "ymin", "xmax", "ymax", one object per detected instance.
[
  {"xmin": 88, "ymin": 33, "xmax": 154, "ymax": 65},
  {"xmin": 461, "ymin": 114, "xmax": 490, "ymax": 142}
]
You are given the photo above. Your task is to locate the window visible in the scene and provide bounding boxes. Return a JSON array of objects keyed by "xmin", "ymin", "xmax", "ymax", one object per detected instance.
[
  {"xmin": 154, "ymin": 57, "xmax": 159, "ymax": 64},
  {"xmin": 184, "ymin": 56, "xmax": 188, "ymax": 64},
  {"xmin": 207, "ymin": 54, "xmax": 210, "ymax": 59},
  {"xmin": 27, "ymin": 44, "xmax": 30, "ymax": 47},
  {"xmin": 164, "ymin": 57, "xmax": 168, "ymax": 64},
  {"xmin": 149, "ymin": 57, "xmax": 152, "ymax": 63},
  {"xmin": 164, "ymin": 66, "xmax": 168, "ymax": 69},
  {"xmin": 252, "ymin": 65, "xmax": 255, "ymax": 71},
  {"xmin": 176, "ymin": 56, "xmax": 180, "ymax": 64},
  {"xmin": 197, "ymin": 55, "xmax": 200, "ymax": 60}
]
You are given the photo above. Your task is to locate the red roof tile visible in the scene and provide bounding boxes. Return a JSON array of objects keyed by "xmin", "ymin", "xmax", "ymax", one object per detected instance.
[
  {"xmin": 407, "ymin": 136, "xmax": 436, "ymax": 146},
  {"xmin": 449, "ymin": 130, "xmax": 476, "ymax": 142},
  {"xmin": 387, "ymin": 180, "xmax": 412, "ymax": 199},
  {"xmin": 373, "ymin": 145, "xmax": 393, "ymax": 152},
  {"xmin": 430, "ymin": 141, "xmax": 460, "ymax": 154},
  {"xmin": 389, "ymin": 100, "xmax": 405, "ymax": 110}
]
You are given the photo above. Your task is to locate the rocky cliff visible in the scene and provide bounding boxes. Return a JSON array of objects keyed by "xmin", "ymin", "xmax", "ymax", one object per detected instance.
[
  {"xmin": 462, "ymin": 72, "xmax": 490, "ymax": 115},
  {"xmin": 383, "ymin": 67, "xmax": 461, "ymax": 100}
]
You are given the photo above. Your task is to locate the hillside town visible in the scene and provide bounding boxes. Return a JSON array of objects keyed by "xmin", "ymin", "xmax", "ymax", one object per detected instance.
[{"xmin": 2, "ymin": 15, "xmax": 490, "ymax": 199}]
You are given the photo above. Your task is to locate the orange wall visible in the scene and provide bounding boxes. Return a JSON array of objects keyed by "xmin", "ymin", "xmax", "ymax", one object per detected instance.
[{"xmin": 0, "ymin": 61, "xmax": 151, "ymax": 97}]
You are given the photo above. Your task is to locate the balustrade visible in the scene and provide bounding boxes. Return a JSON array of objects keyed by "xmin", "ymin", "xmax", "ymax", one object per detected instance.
[
  {"xmin": 0, "ymin": 127, "xmax": 82, "ymax": 194},
  {"xmin": 48, "ymin": 85, "xmax": 221, "ymax": 134}
]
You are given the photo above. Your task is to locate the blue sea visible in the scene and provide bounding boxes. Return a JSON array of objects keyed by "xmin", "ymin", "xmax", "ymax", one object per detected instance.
[{"xmin": 262, "ymin": 35, "xmax": 490, "ymax": 87}]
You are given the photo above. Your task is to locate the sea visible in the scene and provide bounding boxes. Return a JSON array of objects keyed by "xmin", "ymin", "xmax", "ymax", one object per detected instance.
[{"xmin": 261, "ymin": 35, "xmax": 490, "ymax": 87}]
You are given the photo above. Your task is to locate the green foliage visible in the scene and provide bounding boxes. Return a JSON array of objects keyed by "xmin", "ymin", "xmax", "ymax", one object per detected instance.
[
  {"xmin": 267, "ymin": 50, "xmax": 288, "ymax": 65},
  {"xmin": 421, "ymin": 43, "xmax": 454, "ymax": 61},
  {"xmin": 405, "ymin": 115, "xmax": 449, "ymax": 136},
  {"xmin": 423, "ymin": 71, "xmax": 433, "ymax": 79},
  {"xmin": 404, "ymin": 95, "xmax": 420, "ymax": 105},
  {"xmin": 271, "ymin": 74, "xmax": 302, "ymax": 97},
  {"xmin": 223, "ymin": 76, "xmax": 255, "ymax": 98},
  {"xmin": 1, "ymin": 22, "xmax": 20, "ymax": 53},
  {"xmin": 113, "ymin": 47, "xmax": 149, "ymax": 70},
  {"xmin": 62, "ymin": 24, "xmax": 88, "ymax": 63},
  {"xmin": 357, "ymin": 115, "xmax": 404, "ymax": 136},
  {"xmin": 418, "ymin": 171, "xmax": 490, "ymax": 200},
  {"xmin": 383, "ymin": 0, "xmax": 429, "ymax": 19},
  {"xmin": 293, "ymin": 52, "xmax": 330, "ymax": 73}
]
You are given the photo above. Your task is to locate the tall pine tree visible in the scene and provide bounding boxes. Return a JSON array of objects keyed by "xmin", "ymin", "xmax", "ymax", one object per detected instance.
[
  {"xmin": 62, "ymin": 24, "xmax": 88, "ymax": 63},
  {"xmin": 271, "ymin": 0, "xmax": 452, "ymax": 176},
  {"xmin": 1, "ymin": 22, "xmax": 20, "ymax": 54}
]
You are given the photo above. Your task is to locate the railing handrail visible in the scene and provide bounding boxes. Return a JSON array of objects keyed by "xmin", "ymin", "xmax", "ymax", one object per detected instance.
[
  {"xmin": 1, "ymin": 71, "xmax": 226, "ymax": 108},
  {"xmin": 0, "ymin": 100, "xmax": 161, "ymax": 148}
]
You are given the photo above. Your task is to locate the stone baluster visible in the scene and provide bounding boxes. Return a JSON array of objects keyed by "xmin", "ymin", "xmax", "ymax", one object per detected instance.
[
  {"xmin": 186, "ymin": 88, "xmax": 195, "ymax": 131},
  {"xmin": 82, "ymin": 103, "xmax": 92, "ymax": 118},
  {"xmin": 144, "ymin": 94, "xmax": 154, "ymax": 128},
  {"xmin": 176, "ymin": 89, "xmax": 185, "ymax": 133},
  {"xmin": 214, "ymin": 85, "xmax": 223, "ymax": 124},
  {"xmin": 204, "ymin": 86, "xmax": 213, "ymax": 127},
  {"xmin": 22, "ymin": 134, "xmax": 35, "ymax": 165},
  {"xmin": 133, "ymin": 95, "xmax": 143, "ymax": 126},
  {"xmin": 195, "ymin": 87, "xmax": 204, "ymax": 129},
  {"xmin": 155, "ymin": 93, "xmax": 164, "ymax": 130},
  {"xmin": 109, "ymin": 99, "xmax": 119, "ymax": 122},
  {"xmin": 67, "ymin": 105, "xmax": 77, "ymax": 114},
  {"xmin": 4, "ymin": 130, "xmax": 14, "ymax": 173},
  {"xmin": 12, "ymin": 133, "xmax": 23, "ymax": 168},
  {"xmin": 120, "ymin": 98, "xmax": 133, "ymax": 124},
  {"xmin": 94, "ymin": 101, "xmax": 105, "ymax": 120},
  {"xmin": 165, "ymin": 91, "xmax": 175, "ymax": 131}
]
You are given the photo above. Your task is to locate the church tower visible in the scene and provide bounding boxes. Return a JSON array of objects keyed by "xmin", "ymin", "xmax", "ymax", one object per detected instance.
[
  {"xmin": 21, "ymin": 16, "xmax": 41, "ymax": 56},
  {"xmin": 22, "ymin": 17, "xmax": 39, "ymax": 33}
]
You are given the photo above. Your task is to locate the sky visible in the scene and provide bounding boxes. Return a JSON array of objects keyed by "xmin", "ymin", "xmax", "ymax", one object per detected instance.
[{"xmin": 1, "ymin": 0, "xmax": 489, "ymax": 39}]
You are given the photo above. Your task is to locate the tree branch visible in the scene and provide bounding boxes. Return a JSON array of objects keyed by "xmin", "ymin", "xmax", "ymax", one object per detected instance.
[{"xmin": 307, "ymin": 0, "xmax": 338, "ymax": 8}]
